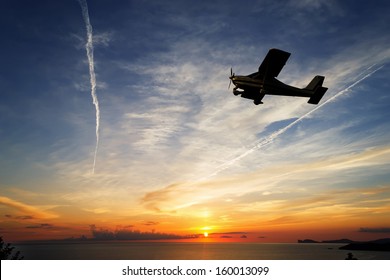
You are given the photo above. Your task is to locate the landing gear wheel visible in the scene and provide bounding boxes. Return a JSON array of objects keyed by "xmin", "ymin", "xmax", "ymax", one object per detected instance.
[{"xmin": 233, "ymin": 87, "xmax": 241, "ymax": 96}]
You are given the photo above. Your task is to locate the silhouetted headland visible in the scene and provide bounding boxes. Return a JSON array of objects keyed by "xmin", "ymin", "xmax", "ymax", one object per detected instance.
[
  {"xmin": 339, "ymin": 238, "xmax": 390, "ymax": 252},
  {"xmin": 298, "ymin": 237, "xmax": 390, "ymax": 251},
  {"xmin": 298, "ymin": 238, "xmax": 353, "ymax": 244}
]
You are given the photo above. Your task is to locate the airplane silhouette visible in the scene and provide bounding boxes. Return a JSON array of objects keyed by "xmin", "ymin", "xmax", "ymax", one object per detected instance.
[{"xmin": 229, "ymin": 48, "xmax": 328, "ymax": 105}]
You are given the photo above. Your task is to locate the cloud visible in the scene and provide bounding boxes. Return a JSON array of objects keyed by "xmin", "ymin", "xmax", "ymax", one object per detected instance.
[
  {"xmin": 24, "ymin": 223, "xmax": 70, "ymax": 233},
  {"xmin": 4, "ymin": 214, "xmax": 34, "ymax": 220},
  {"xmin": 289, "ymin": 0, "xmax": 341, "ymax": 13},
  {"xmin": 82, "ymin": 207, "xmax": 111, "ymax": 214},
  {"xmin": 142, "ymin": 184, "xmax": 180, "ymax": 206},
  {"xmin": 134, "ymin": 35, "xmax": 387, "ymax": 183},
  {"xmin": 25, "ymin": 223, "xmax": 54, "ymax": 229},
  {"xmin": 210, "ymin": 231, "xmax": 247, "ymax": 235},
  {"xmin": 141, "ymin": 145, "xmax": 390, "ymax": 214},
  {"xmin": 0, "ymin": 196, "xmax": 57, "ymax": 219},
  {"xmin": 77, "ymin": 4, "xmax": 390, "ymax": 198},
  {"xmin": 359, "ymin": 227, "xmax": 390, "ymax": 233},
  {"xmin": 93, "ymin": 31, "xmax": 114, "ymax": 47},
  {"xmin": 89, "ymin": 224, "xmax": 192, "ymax": 240},
  {"xmin": 143, "ymin": 221, "xmax": 159, "ymax": 226},
  {"xmin": 123, "ymin": 105, "xmax": 191, "ymax": 151}
]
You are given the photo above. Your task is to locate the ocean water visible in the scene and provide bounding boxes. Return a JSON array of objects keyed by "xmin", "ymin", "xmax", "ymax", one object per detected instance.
[{"xmin": 14, "ymin": 242, "xmax": 390, "ymax": 260}]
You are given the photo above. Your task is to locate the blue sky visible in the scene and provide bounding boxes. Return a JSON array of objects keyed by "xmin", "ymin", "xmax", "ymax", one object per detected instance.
[{"xmin": 1, "ymin": 0, "xmax": 390, "ymax": 241}]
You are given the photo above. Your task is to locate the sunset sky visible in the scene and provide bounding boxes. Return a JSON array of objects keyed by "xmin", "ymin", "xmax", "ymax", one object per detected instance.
[{"xmin": 1, "ymin": 0, "xmax": 390, "ymax": 242}]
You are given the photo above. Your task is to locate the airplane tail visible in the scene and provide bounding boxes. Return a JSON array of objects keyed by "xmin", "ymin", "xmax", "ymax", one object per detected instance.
[
  {"xmin": 305, "ymin": 76, "xmax": 328, "ymax": 104},
  {"xmin": 308, "ymin": 87, "xmax": 328, "ymax": 104},
  {"xmin": 305, "ymin": 75, "xmax": 324, "ymax": 91}
]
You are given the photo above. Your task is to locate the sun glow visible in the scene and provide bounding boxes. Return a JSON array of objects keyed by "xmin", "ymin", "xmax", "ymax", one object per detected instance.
[{"xmin": 203, "ymin": 232, "xmax": 208, "ymax": 237}]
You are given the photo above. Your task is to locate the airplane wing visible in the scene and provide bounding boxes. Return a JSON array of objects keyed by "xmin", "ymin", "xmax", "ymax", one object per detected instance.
[{"xmin": 257, "ymin": 48, "xmax": 291, "ymax": 79}]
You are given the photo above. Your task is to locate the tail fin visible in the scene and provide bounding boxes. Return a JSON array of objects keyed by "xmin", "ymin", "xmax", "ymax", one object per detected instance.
[
  {"xmin": 305, "ymin": 75, "xmax": 324, "ymax": 91},
  {"xmin": 305, "ymin": 76, "xmax": 327, "ymax": 104}
]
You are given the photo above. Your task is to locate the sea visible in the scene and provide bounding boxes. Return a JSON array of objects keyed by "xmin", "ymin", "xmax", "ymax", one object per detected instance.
[{"xmin": 13, "ymin": 242, "xmax": 390, "ymax": 260}]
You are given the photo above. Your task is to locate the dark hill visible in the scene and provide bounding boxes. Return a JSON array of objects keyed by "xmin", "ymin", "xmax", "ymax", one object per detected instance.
[
  {"xmin": 298, "ymin": 238, "xmax": 353, "ymax": 244},
  {"xmin": 339, "ymin": 238, "xmax": 390, "ymax": 252}
]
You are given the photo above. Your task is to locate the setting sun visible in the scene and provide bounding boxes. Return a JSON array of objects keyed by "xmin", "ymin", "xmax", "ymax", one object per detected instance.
[{"xmin": 203, "ymin": 232, "xmax": 208, "ymax": 237}]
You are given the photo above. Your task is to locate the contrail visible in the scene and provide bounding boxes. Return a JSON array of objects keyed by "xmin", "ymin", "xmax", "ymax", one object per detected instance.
[
  {"xmin": 204, "ymin": 64, "xmax": 384, "ymax": 179},
  {"xmin": 78, "ymin": 0, "xmax": 100, "ymax": 174}
]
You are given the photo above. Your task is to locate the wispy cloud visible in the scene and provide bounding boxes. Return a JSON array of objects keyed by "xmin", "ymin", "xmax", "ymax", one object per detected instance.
[
  {"xmin": 290, "ymin": 0, "xmax": 338, "ymax": 10},
  {"xmin": 143, "ymin": 221, "xmax": 159, "ymax": 226},
  {"xmin": 204, "ymin": 65, "xmax": 384, "ymax": 178},
  {"xmin": 82, "ymin": 207, "xmax": 111, "ymax": 214},
  {"xmin": 83, "ymin": 0, "xmax": 390, "ymax": 196},
  {"xmin": 25, "ymin": 223, "xmax": 54, "ymax": 229},
  {"xmin": 89, "ymin": 224, "xmax": 190, "ymax": 240},
  {"xmin": 4, "ymin": 214, "xmax": 34, "ymax": 220},
  {"xmin": 55, "ymin": 9, "xmax": 390, "ymax": 235},
  {"xmin": 359, "ymin": 227, "xmax": 390, "ymax": 233},
  {"xmin": 142, "ymin": 145, "xmax": 390, "ymax": 214},
  {"xmin": 0, "ymin": 196, "xmax": 58, "ymax": 219}
]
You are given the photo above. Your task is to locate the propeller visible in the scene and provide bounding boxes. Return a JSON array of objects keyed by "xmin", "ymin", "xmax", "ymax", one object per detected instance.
[{"xmin": 228, "ymin": 67, "xmax": 235, "ymax": 89}]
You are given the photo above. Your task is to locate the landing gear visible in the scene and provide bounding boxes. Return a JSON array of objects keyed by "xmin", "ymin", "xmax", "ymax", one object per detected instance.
[
  {"xmin": 233, "ymin": 87, "xmax": 241, "ymax": 96},
  {"xmin": 254, "ymin": 89, "xmax": 266, "ymax": 105}
]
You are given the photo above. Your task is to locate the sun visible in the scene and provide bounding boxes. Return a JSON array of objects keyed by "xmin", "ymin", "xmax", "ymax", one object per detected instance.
[{"xmin": 203, "ymin": 232, "xmax": 208, "ymax": 237}]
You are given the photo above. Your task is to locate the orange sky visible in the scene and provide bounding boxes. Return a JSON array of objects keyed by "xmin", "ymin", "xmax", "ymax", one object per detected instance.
[{"xmin": 1, "ymin": 174, "xmax": 390, "ymax": 242}]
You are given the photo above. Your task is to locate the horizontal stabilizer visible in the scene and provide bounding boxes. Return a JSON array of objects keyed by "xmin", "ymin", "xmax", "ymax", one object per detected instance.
[{"xmin": 308, "ymin": 86, "xmax": 328, "ymax": 104}]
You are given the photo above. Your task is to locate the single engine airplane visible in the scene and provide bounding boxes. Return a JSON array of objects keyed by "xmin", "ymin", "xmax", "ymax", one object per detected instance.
[{"xmin": 229, "ymin": 48, "xmax": 328, "ymax": 105}]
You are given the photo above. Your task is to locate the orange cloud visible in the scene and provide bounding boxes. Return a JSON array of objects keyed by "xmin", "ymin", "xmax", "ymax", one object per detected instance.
[{"xmin": 0, "ymin": 196, "xmax": 58, "ymax": 219}]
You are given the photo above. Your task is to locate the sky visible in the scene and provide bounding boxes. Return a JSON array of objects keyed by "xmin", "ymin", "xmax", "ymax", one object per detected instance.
[{"xmin": 1, "ymin": 0, "xmax": 390, "ymax": 243}]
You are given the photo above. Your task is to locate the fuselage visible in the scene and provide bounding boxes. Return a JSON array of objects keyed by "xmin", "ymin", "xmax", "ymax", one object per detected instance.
[
  {"xmin": 230, "ymin": 75, "xmax": 312, "ymax": 98},
  {"xmin": 231, "ymin": 75, "xmax": 262, "ymax": 89}
]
